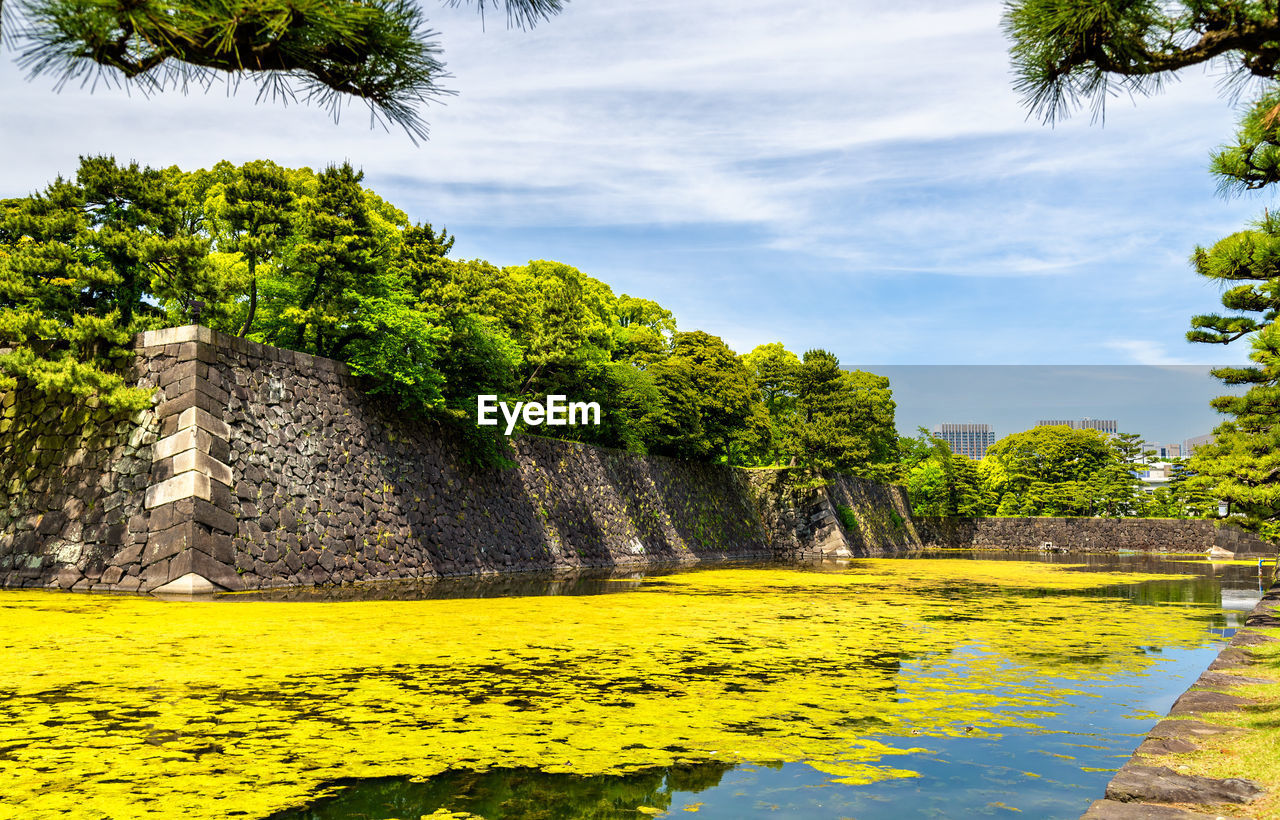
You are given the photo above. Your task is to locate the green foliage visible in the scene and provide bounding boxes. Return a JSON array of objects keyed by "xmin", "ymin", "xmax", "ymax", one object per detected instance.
[
  {"xmin": 904, "ymin": 434, "xmax": 993, "ymax": 518},
  {"xmin": 219, "ymin": 160, "xmax": 294, "ymax": 338},
  {"xmin": 1004, "ymin": 0, "xmax": 1280, "ymax": 124},
  {"xmin": 788, "ymin": 349, "xmax": 898, "ymax": 480},
  {"xmin": 1004, "ymin": 0, "xmax": 1280, "ymax": 535},
  {"xmin": 0, "ymin": 156, "xmax": 213, "ymax": 411},
  {"xmin": 1189, "ymin": 322, "xmax": 1280, "ymax": 536},
  {"xmin": 835, "ymin": 504, "xmax": 859, "ymax": 532},
  {"xmin": 982, "ymin": 426, "xmax": 1135, "ymax": 517},
  {"xmin": 661, "ymin": 331, "xmax": 757, "ymax": 461},
  {"xmin": 6, "ymin": 0, "xmax": 563, "ymax": 140},
  {"xmin": 2, "ymin": 156, "xmax": 907, "ymax": 479}
]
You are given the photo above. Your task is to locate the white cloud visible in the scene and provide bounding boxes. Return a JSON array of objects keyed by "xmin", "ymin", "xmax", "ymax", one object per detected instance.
[
  {"xmin": 1104, "ymin": 339, "xmax": 1193, "ymax": 366},
  {"xmin": 0, "ymin": 0, "xmax": 1266, "ymax": 363}
]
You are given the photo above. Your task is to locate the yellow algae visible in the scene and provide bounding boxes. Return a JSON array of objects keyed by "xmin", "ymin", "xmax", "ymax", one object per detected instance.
[{"xmin": 0, "ymin": 560, "xmax": 1221, "ymax": 819}]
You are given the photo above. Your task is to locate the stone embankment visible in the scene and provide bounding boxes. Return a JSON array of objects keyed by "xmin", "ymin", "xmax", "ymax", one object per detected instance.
[
  {"xmin": 1082, "ymin": 587, "xmax": 1280, "ymax": 819},
  {"xmin": 0, "ymin": 326, "xmax": 918, "ymax": 593},
  {"xmin": 917, "ymin": 516, "xmax": 1274, "ymax": 557}
]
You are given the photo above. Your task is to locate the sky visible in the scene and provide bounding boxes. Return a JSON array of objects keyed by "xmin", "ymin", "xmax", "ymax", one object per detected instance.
[
  {"xmin": 0, "ymin": 0, "xmax": 1273, "ymax": 368},
  {"xmin": 862, "ymin": 365, "xmax": 1242, "ymax": 445}
]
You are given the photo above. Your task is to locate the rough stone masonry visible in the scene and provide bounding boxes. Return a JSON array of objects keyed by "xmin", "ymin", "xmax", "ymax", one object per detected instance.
[{"xmin": 0, "ymin": 326, "xmax": 919, "ymax": 593}]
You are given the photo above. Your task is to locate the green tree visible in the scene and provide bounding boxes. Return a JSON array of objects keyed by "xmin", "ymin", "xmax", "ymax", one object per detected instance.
[
  {"xmin": 648, "ymin": 357, "xmax": 708, "ymax": 460},
  {"xmin": 790, "ymin": 349, "xmax": 897, "ymax": 479},
  {"xmin": 612, "ymin": 294, "xmax": 675, "ymax": 367},
  {"xmin": 985, "ymin": 425, "xmax": 1127, "ymax": 516},
  {"xmin": 253, "ymin": 162, "xmax": 448, "ymax": 409},
  {"xmin": 1189, "ymin": 322, "xmax": 1280, "ymax": 538},
  {"xmin": 0, "ymin": 156, "xmax": 215, "ymax": 410},
  {"xmin": 741, "ymin": 342, "xmax": 800, "ymax": 465},
  {"xmin": 1004, "ymin": 0, "xmax": 1280, "ymax": 123},
  {"xmin": 219, "ymin": 160, "xmax": 295, "ymax": 338},
  {"xmin": 506, "ymin": 259, "xmax": 615, "ymax": 400},
  {"xmin": 662, "ymin": 330, "xmax": 757, "ymax": 462},
  {"xmin": 904, "ymin": 433, "xmax": 992, "ymax": 517},
  {"xmin": 4, "ymin": 0, "xmax": 564, "ymax": 140}
]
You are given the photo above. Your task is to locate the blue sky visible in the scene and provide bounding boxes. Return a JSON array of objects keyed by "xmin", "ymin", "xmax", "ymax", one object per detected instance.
[
  {"xmin": 867, "ymin": 366, "xmax": 1242, "ymax": 445},
  {"xmin": 0, "ymin": 0, "xmax": 1270, "ymax": 365}
]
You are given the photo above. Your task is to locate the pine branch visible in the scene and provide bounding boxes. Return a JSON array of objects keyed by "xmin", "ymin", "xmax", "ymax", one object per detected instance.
[{"xmin": 4, "ymin": 0, "xmax": 566, "ymax": 140}]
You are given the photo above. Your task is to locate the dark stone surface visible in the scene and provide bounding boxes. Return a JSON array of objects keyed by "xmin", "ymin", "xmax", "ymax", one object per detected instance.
[
  {"xmin": 917, "ymin": 516, "xmax": 1276, "ymax": 557},
  {"xmin": 1191, "ymin": 671, "xmax": 1273, "ymax": 690},
  {"xmin": 1082, "ymin": 800, "xmax": 1249, "ymax": 819},
  {"xmin": 1146, "ymin": 720, "xmax": 1243, "ymax": 740},
  {"xmin": 1105, "ymin": 765, "xmax": 1263, "ymax": 805},
  {"xmin": 1168, "ymin": 690, "xmax": 1255, "ymax": 716},
  {"xmin": 1230, "ymin": 630, "xmax": 1278, "ymax": 647},
  {"xmin": 1207, "ymin": 648, "xmax": 1256, "ymax": 671},
  {"xmin": 1134, "ymin": 737, "xmax": 1199, "ymax": 757}
]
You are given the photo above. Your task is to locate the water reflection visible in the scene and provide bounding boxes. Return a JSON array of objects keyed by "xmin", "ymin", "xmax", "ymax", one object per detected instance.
[
  {"xmin": 1, "ymin": 554, "xmax": 1268, "ymax": 820},
  {"xmin": 270, "ymin": 763, "xmax": 737, "ymax": 820},
  {"xmin": 255, "ymin": 555, "xmax": 1266, "ymax": 820}
]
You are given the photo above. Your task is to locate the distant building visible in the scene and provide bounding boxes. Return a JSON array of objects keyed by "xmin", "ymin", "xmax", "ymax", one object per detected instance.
[
  {"xmin": 1036, "ymin": 417, "xmax": 1119, "ymax": 435},
  {"xmin": 1143, "ymin": 442, "xmax": 1182, "ymax": 462},
  {"xmin": 1184, "ymin": 433, "xmax": 1215, "ymax": 455},
  {"xmin": 932, "ymin": 423, "xmax": 996, "ymax": 460},
  {"xmin": 1136, "ymin": 462, "xmax": 1175, "ymax": 492}
]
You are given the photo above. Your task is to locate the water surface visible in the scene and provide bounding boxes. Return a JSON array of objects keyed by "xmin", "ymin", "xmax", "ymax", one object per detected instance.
[{"xmin": 0, "ymin": 554, "xmax": 1264, "ymax": 819}]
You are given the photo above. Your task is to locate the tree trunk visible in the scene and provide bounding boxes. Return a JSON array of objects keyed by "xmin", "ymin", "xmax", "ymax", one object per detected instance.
[{"xmin": 238, "ymin": 265, "xmax": 257, "ymax": 338}]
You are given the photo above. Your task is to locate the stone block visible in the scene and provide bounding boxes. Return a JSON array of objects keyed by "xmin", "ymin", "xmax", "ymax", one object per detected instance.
[
  {"xmin": 192, "ymin": 498, "xmax": 238, "ymax": 535},
  {"xmin": 107, "ymin": 544, "xmax": 143, "ymax": 567},
  {"xmin": 177, "ymin": 406, "xmax": 230, "ymax": 439},
  {"xmin": 143, "ymin": 523, "xmax": 194, "ymax": 566},
  {"xmin": 152, "ymin": 426, "xmax": 228, "ymax": 463},
  {"xmin": 168, "ymin": 550, "xmax": 241, "ymax": 590},
  {"xmin": 178, "ymin": 341, "xmax": 219, "ymax": 365},
  {"xmin": 145, "ymin": 471, "xmax": 211, "ymax": 509},
  {"xmin": 1105, "ymin": 765, "xmax": 1262, "ymax": 805},
  {"xmin": 156, "ymin": 360, "xmax": 209, "ymax": 389},
  {"xmin": 156, "ymin": 390, "xmax": 225, "ymax": 420},
  {"xmin": 139, "ymin": 558, "xmax": 172, "ymax": 591},
  {"xmin": 55, "ymin": 566, "xmax": 82, "ymax": 589},
  {"xmin": 167, "ymin": 449, "xmax": 233, "ymax": 487},
  {"xmin": 152, "ymin": 428, "xmax": 200, "ymax": 462},
  {"xmin": 139, "ymin": 326, "xmax": 213, "ymax": 349}
]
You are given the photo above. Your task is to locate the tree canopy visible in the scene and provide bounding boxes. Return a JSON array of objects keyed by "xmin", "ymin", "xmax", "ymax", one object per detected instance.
[
  {"xmin": 1005, "ymin": 0, "xmax": 1280, "ymax": 123},
  {"xmin": 2, "ymin": 0, "xmax": 565, "ymax": 140},
  {"xmin": 1006, "ymin": 0, "xmax": 1280, "ymax": 537},
  {"xmin": 1, "ymin": 155, "xmax": 906, "ymax": 479}
]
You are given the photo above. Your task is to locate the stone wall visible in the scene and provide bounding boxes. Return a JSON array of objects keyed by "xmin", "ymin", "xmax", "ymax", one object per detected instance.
[
  {"xmin": 1, "ymin": 326, "xmax": 920, "ymax": 593},
  {"xmin": 746, "ymin": 470, "xmax": 918, "ymax": 558},
  {"xmin": 0, "ymin": 373, "xmax": 157, "ymax": 592},
  {"xmin": 916, "ymin": 516, "xmax": 1275, "ymax": 557}
]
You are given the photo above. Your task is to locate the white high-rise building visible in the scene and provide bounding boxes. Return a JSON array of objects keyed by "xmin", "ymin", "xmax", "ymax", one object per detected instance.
[
  {"xmin": 1036, "ymin": 417, "xmax": 1119, "ymax": 435},
  {"xmin": 932, "ymin": 423, "xmax": 996, "ymax": 460}
]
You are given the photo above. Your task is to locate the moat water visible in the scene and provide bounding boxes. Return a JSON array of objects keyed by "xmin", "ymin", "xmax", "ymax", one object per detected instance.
[{"xmin": 0, "ymin": 552, "xmax": 1267, "ymax": 820}]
